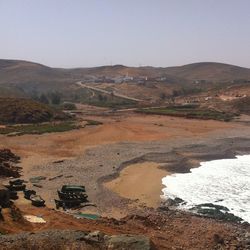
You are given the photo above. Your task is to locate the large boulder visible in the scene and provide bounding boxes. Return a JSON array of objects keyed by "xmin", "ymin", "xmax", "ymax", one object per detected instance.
[
  {"xmin": 0, "ymin": 185, "xmax": 10, "ymax": 208},
  {"xmin": 0, "ymin": 149, "xmax": 21, "ymax": 178},
  {"xmin": 0, "ymin": 230, "xmax": 155, "ymax": 250}
]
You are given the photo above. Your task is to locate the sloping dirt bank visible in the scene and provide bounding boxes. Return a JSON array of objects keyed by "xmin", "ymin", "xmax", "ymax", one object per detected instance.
[{"xmin": 0, "ymin": 204, "xmax": 249, "ymax": 250}]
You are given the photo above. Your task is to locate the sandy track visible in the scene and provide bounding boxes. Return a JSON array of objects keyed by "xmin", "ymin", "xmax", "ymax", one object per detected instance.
[{"xmin": 76, "ymin": 82, "xmax": 143, "ymax": 102}]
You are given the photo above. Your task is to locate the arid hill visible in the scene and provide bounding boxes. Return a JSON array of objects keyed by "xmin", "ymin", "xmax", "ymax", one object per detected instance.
[
  {"xmin": 0, "ymin": 60, "xmax": 68, "ymax": 84},
  {"xmin": 1, "ymin": 59, "xmax": 250, "ymax": 86},
  {"xmin": 75, "ymin": 62, "xmax": 250, "ymax": 82},
  {"xmin": 0, "ymin": 59, "xmax": 250, "ymax": 105},
  {"xmin": 163, "ymin": 62, "xmax": 250, "ymax": 82},
  {"xmin": 0, "ymin": 60, "xmax": 73, "ymax": 95}
]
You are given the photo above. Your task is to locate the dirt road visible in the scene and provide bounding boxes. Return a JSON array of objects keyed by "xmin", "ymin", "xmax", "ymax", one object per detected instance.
[{"xmin": 76, "ymin": 81, "xmax": 143, "ymax": 102}]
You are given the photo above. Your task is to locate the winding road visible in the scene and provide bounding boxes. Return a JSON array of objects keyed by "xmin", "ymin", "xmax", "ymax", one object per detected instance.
[{"xmin": 75, "ymin": 81, "xmax": 143, "ymax": 102}]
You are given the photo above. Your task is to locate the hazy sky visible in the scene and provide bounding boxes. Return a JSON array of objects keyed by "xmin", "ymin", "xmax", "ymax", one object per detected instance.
[{"xmin": 0, "ymin": 0, "xmax": 250, "ymax": 68}]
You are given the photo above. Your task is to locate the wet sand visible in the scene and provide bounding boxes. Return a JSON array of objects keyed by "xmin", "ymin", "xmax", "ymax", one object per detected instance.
[{"xmin": 104, "ymin": 162, "xmax": 168, "ymax": 208}]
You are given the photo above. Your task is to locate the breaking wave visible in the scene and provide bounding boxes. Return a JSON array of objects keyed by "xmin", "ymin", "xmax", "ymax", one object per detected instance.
[{"xmin": 162, "ymin": 155, "xmax": 250, "ymax": 223}]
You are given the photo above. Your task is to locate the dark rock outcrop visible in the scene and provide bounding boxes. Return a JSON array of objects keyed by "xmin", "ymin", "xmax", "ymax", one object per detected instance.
[
  {"xmin": 0, "ymin": 149, "xmax": 21, "ymax": 178},
  {"xmin": 190, "ymin": 203, "xmax": 244, "ymax": 223}
]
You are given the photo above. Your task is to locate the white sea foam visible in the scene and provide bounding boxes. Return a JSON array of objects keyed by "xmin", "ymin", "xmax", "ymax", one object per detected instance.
[{"xmin": 162, "ymin": 155, "xmax": 250, "ymax": 223}]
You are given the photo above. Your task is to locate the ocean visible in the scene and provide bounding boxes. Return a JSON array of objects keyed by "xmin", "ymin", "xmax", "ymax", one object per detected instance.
[{"xmin": 162, "ymin": 155, "xmax": 250, "ymax": 223}]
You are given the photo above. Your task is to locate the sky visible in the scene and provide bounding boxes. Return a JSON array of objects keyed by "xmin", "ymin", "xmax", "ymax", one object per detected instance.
[{"xmin": 0, "ymin": 0, "xmax": 250, "ymax": 68}]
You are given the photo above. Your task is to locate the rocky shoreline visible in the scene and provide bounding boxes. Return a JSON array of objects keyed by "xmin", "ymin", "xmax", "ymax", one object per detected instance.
[{"xmin": 1, "ymin": 208, "xmax": 249, "ymax": 249}]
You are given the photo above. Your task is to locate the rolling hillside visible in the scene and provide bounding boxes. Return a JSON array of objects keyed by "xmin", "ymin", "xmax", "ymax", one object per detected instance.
[
  {"xmin": 164, "ymin": 62, "xmax": 250, "ymax": 82},
  {"xmin": 0, "ymin": 60, "xmax": 74, "ymax": 95},
  {"xmin": 0, "ymin": 59, "xmax": 249, "ymax": 103},
  {"xmin": 1, "ymin": 59, "xmax": 250, "ymax": 84}
]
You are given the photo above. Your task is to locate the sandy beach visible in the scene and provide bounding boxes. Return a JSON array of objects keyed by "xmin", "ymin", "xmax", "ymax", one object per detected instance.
[{"xmin": 104, "ymin": 162, "xmax": 168, "ymax": 208}]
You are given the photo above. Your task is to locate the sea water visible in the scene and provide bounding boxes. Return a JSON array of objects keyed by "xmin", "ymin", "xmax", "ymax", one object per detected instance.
[{"xmin": 162, "ymin": 155, "xmax": 250, "ymax": 223}]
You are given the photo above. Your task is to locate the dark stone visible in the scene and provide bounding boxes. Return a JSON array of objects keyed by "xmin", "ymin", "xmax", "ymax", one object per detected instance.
[
  {"xmin": 190, "ymin": 203, "xmax": 243, "ymax": 223},
  {"xmin": 213, "ymin": 234, "xmax": 224, "ymax": 244},
  {"xmin": 161, "ymin": 197, "xmax": 186, "ymax": 208}
]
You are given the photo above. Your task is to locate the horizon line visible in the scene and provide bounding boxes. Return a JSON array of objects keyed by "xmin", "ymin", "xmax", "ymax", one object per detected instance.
[{"xmin": 1, "ymin": 58, "xmax": 250, "ymax": 70}]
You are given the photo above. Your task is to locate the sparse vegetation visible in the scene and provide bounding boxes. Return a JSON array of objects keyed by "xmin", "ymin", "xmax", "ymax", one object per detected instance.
[
  {"xmin": 85, "ymin": 120, "xmax": 103, "ymax": 126},
  {"xmin": 63, "ymin": 102, "xmax": 77, "ymax": 110},
  {"xmin": 159, "ymin": 92, "xmax": 167, "ymax": 100},
  {"xmin": 39, "ymin": 93, "xmax": 49, "ymax": 104},
  {"xmin": 0, "ymin": 97, "xmax": 71, "ymax": 124},
  {"xmin": 49, "ymin": 92, "xmax": 62, "ymax": 105},
  {"xmin": 137, "ymin": 105, "xmax": 236, "ymax": 121},
  {"xmin": 172, "ymin": 87, "xmax": 203, "ymax": 97},
  {"xmin": 0, "ymin": 119, "xmax": 103, "ymax": 136},
  {"xmin": 87, "ymin": 99, "xmax": 137, "ymax": 109},
  {"xmin": 0, "ymin": 98, "xmax": 55, "ymax": 124},
  {"xmin": 0, "ymin": 122, "xmax": 80, "ymax": 136}
]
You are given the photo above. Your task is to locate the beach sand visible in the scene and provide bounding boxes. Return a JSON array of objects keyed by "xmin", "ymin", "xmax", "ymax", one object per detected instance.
[{"xmin": 103, "ymin": 162, "xmax": 169, "ymax": 208}]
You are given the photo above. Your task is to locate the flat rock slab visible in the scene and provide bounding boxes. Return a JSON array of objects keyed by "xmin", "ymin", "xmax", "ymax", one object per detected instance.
[
  {"xmin": 0, "ymin": 230, "xmax": 155, "ymax": 250},
  {"xmin": 107, "ymin": 234, "xmax": 154, "ymax": 250}
]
